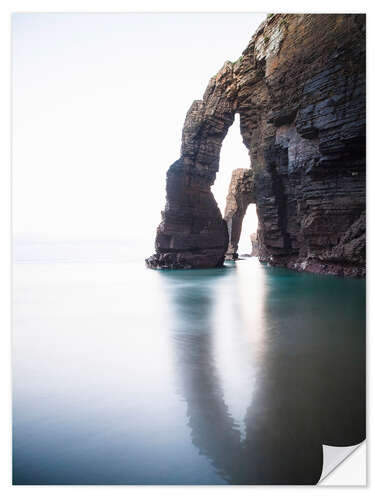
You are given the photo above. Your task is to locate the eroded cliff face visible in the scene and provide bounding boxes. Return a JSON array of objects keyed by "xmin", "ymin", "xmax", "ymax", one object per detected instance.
[
  {"xmin": 146, "ymin": 14, "xmax": 365, "ymax": 276},
  {"xmin": 145, "ymin": 62, "xmax": 236, "ymax": 270},
  {"xmin": 224, "ymin": 168, "xmax": 255, "ymax": 259}
]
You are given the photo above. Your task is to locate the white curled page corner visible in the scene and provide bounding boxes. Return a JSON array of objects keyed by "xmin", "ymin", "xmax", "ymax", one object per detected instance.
[{"xmin": 318, "ymin": 441, "xmax": 366, "ymax": 485}]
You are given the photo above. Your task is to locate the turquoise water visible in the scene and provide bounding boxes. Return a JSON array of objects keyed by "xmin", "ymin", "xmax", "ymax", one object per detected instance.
[{"xmin": 12, "ymin": 254, "xmax": 365, "ymax": 484}]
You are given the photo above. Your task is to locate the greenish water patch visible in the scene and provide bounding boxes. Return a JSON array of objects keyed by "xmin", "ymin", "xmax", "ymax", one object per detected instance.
[{"xmin": 13, "ymin": 258, "xmax": 365, "ymax": 484}]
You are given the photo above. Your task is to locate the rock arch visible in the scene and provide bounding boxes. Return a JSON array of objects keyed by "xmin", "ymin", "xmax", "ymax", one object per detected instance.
[
  {"xmin": 146, "ymin": 61, "xmax": 237, "ymax": 270},
  {"xmin": 224, "ymin": 168, "xmax": 256, "ymax": 260},
  {"xmin": 146, "ymin": 14, "xmax": 365, "ymax": 277}
]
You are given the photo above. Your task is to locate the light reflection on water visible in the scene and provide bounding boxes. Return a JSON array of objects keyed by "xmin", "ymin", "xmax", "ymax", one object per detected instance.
[{"xmin": 13, "ymin": 257, "xmax": 365, "ymax": 484}]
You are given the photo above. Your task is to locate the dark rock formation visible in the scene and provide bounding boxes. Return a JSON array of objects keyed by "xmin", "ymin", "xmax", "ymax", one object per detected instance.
[
  {"xmin": 224, "ymin": 168, "xmax": 255, "ymax": 260},
  {"xmin": 147, "ymin": 14, "xmax": 365, "ymax": 276},
  {"xmin": 145, "ymin": 62, "xmax": 235, "ymax": 269}
]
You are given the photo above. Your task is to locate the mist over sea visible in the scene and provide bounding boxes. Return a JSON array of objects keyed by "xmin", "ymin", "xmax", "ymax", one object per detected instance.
[{"xmin": 12, "ymin": 240, "xmax": 365, "ymax": 484}]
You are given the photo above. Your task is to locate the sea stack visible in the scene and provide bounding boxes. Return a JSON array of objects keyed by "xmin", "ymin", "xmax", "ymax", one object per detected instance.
[{"xmin": 146, "ymin": 14, "xmax": 365, "ymax": 277}]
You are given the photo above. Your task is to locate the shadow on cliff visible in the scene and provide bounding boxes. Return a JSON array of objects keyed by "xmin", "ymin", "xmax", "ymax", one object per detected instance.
[{"xmin": 157, "ymin": 263, "xmax": 365, "ymax": 485}]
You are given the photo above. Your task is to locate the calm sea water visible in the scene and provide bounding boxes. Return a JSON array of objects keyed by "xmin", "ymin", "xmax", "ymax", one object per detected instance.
[{"xmin": 12, "ymin": 244, "xmax": 365, "ymax": 484}]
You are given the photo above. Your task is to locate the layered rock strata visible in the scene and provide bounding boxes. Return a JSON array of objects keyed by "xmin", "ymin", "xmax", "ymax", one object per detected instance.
[
  {"xmin": 146, "ymin": 14, "xmax": 365, "ymax": 276},
  {"xmin": 224, "ymin": 168, "xmax": 255, "ymax": 260}
]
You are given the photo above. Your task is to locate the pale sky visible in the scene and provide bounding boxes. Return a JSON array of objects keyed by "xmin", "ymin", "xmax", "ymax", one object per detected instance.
[{"xmin": 13, "ymin": 13, "xmax": 265, "ymax": 253}]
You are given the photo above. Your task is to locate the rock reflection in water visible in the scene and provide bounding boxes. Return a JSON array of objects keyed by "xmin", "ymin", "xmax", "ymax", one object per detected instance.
[{"xmin": 158, "ymin": 260, "xmax": 365, "ymax": 484}]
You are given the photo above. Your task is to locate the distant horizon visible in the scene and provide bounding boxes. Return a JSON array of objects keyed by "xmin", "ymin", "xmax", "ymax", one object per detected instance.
[{"xmin": 13, "ymin": 12, "xmax": 265, "ymax": 254}]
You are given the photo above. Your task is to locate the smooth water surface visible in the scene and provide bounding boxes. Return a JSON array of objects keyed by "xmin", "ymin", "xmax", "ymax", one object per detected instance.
[{"xmin": 13, "ymin": 249, "xmax": 365, "ymax": 484}]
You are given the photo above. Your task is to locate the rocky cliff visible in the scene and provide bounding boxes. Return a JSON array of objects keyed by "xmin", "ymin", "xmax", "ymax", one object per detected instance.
[
  {"xmin": 146, "ymin": 14, "xmax": 365, "ymax": 277},
  {"xmin": 224, "ymin": 168, "xmax": 255, "ymax": 259}
]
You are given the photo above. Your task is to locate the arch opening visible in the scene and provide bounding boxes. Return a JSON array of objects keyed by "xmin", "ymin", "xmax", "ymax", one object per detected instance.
[
  {"xmin": 223, "ymin": 165, "xmax": 256, "ymax": 261},
  {"xmin": 212, "ymin": 115, "xmax": 250, "ymax": 218},
  {"xmin": 238, "ymin": 204, "xmax": 258, "ymax": 256},
  {"xmin": 211, "ymin": 114, "xmax": 258, "ymax": 260}
]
